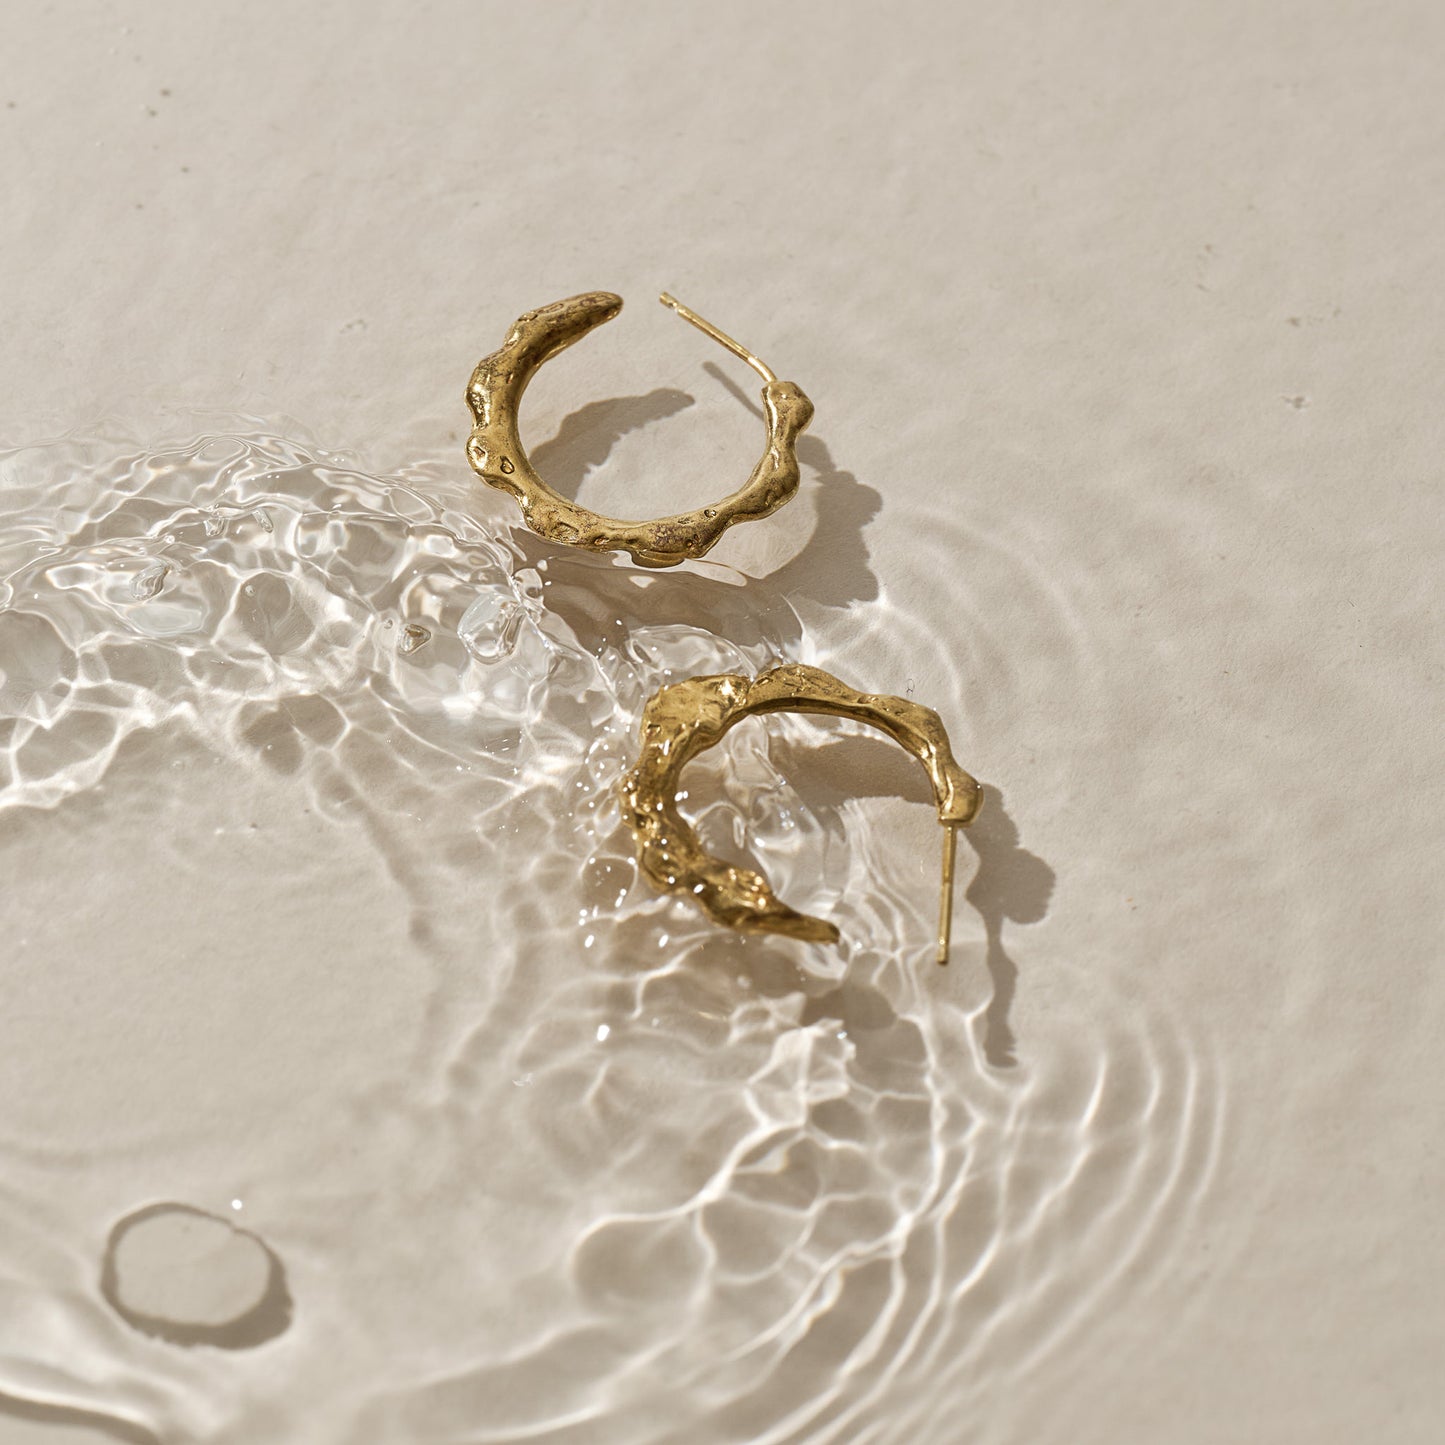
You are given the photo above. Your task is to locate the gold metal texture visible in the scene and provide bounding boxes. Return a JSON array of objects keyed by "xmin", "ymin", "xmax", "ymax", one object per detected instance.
[
  {"xmin": 465, "ymin": 292, "xmax": 814, "ymax": 568},
  {"xmin": 618, "ymin": 664, "xmax": 983, "ymax": 962}
]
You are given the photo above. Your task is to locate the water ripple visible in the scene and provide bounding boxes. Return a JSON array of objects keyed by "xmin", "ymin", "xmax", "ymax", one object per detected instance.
[{"xmin": 0, "ymin": 421, "xmax": 1220, "ymax": 1443}]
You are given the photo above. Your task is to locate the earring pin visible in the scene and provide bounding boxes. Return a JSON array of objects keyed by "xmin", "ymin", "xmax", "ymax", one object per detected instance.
[{"xmin": 657, "ymin": 292, "xmax": 778, "ymax": 383}]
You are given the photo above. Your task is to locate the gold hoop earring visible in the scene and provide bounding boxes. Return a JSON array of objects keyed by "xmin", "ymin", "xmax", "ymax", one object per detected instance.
[
  {"xmin": 618, "ymin": 664, "xmax": 983, "ymax": 964},
  {"xmin": 465, "ymin": 292, "xmax": 814, "ymax": 568}
]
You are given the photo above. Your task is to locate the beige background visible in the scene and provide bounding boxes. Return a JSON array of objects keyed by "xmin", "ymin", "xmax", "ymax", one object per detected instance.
[{"xmin": 3, "ymin": 1, "xmax": 1443, "ymax": 1441}]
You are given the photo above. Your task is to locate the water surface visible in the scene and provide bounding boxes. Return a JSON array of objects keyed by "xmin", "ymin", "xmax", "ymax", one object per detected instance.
[{"xmin": 0, "ymin": 421, "xmax": 1219, "ymax": 1443}]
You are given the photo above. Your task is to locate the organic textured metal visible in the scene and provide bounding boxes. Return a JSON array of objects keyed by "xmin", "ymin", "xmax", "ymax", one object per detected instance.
[
  {"xmin": 619, "ymin": 664, "xmax": 983, "ymax": 961},
  {"xmin": 465, "ymin": 291, "xmax": 814, "ymax": 568}
]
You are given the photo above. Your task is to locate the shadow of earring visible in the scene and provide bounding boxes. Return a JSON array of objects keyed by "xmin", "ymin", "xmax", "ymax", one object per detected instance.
[{"xmin": 963, "ymin": 783, "xmax": 1056, "ymax": 1067}]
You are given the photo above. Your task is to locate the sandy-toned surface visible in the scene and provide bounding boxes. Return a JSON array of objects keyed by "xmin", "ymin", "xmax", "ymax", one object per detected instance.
[{"xmin": 2, "ymin": 2, "xmax": 1441, "ymax": 1441}]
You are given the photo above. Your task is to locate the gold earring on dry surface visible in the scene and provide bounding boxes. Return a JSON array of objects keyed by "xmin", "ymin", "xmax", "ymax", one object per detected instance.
[
  {"xmin": 465, "ymin": 291, "xmax": 814, "ymax": 568},
  {"xmin": 618, "ymin": 664, "xmax": 983, "ymax": 965}
]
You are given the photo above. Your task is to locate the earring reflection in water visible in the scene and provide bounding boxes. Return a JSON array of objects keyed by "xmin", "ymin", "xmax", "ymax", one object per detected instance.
[
  {"xmin": 619, "ymin": 664, "xmax": 983, "ymax": 964},
  {"xmin": 465, "ymin": 290, "xmax": 813, "ymax": 567}
]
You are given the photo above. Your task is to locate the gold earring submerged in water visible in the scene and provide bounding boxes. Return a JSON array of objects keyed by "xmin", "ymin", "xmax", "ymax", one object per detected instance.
[
  {"xmin": 465, "ymin": 291, "xmax": 814, "ymax": 568},
  {"xmin": 618, "ymin": 664, "xmax": 983, "ymax": 965}
]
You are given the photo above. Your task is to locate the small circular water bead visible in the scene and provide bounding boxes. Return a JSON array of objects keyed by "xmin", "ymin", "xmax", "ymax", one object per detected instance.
[{"xmin": 99, "ymin": 1202, "xmax": 291, "ymax": 1349}]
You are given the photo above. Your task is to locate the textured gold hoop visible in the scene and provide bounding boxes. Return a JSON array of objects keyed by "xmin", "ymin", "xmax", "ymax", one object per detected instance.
[
  {"xmin": 619, "ymin": 664, "xmax": 983, "ymax": 963},
  {"xmin": 465, "ymin": 292, "xmax": 814, "ymax": 568}
]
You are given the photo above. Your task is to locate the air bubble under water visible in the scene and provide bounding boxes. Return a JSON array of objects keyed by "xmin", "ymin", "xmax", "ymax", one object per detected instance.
[{"xmin": 0, "ymin": 423, "xmax": 1220, "ymax": 1443}]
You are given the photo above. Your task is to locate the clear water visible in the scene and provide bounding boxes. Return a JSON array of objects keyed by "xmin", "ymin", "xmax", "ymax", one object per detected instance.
[{"xmin": 0, "ymin": 420, "xmax": 1221, "ymax": 1443}]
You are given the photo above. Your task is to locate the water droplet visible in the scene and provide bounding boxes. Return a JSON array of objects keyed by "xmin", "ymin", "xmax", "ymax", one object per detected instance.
[
  {"xmin": 252, "ymin": 507, "xmax": 274, "ymax": 532},
  {"xmin": 399, "ymin": 623, "xmax": 432, "ymax": 654},
  {"xmin": 459, "ymin": 590, "xmax": 523, "ymax": 662},
  {"xmin": 100, "ymin": 1201, "xmax": 292, "ymax": 1349}
]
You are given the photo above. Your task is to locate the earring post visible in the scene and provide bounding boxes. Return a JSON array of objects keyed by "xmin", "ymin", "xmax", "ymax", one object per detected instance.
[
  {"xmin": 659, "ymin": 292, "xmax": 778, "ymax": 385},
  {"xmin": 936, "ymin": 823, "xmax": 959, "ymax": 966}
]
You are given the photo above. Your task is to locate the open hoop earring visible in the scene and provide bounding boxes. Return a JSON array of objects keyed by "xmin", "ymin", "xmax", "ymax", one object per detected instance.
[
  {"xmin": 465, "ymin": 292, "xmax": 814, "ymax": 568},
  {"xmin": 618, "ymin": 664, "xmax": 983, "ymax": 964}
]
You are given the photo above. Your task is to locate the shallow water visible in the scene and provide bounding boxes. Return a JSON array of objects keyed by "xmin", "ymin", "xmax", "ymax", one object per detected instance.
[{"xmin": 0, "ymin": 421, "xmax": 1221, "ymax": 1443}]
